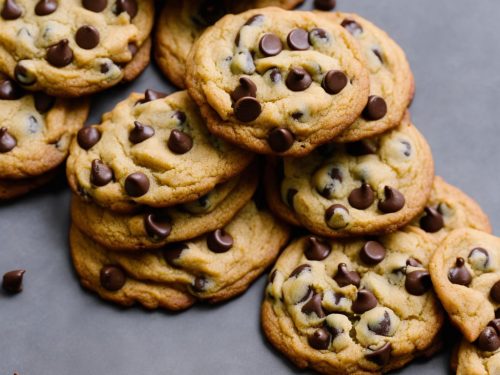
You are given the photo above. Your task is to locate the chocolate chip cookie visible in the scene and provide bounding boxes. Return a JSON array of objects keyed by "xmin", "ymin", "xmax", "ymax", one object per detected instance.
[
  {"xmin": 265, "ymin": 113, "xmax": 434, "ymax": 237},
  {"xmin": 0, "ymin": 170, "xmax": 55, "ymax": 200},
  {"xmin": 262, "ymin": 227, "xmax": 443, "ymax": 374},
  {"xmin": 155, "ymin": 0, "xmax": 305, "ymax": 88},
  {"xmin": 430, "ymin": 229, "xmax": 500, "ymax": 343},
  {"xmin": 0, "ymin": 0, "xmax": 154, "ymax": 97},
  {"xmin": 71, "ymin": 165, "xmax": 258, "ymax": 251},
  {"xmin": 456, "ymin": 338, "xmax": 500, "ymax": 374},
  {"xmin": 70, "ymin": 201, "xmax": 290, "ymax": 309},
  {"xmin": 186, "ymin": 7, "xmax": 370, "ymax": 156},
  {"xmin": 66, "ymin": 89, "xmax": 253, "ymax": 213}
]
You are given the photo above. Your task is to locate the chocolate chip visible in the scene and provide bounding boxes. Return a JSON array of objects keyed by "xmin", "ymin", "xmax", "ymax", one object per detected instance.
[
  {"xmin": 171, "ymin": 110, "xmax": 187, "ymax": 124},
  {"xmin": 267, "ymin": 67, "xmax": 281, "ymax": 83},
  {"xmin": 128, "ymin": 42, "xmax": 138, "ymax": 56},
  {"xmin": 100, "ymin": 265, "xmax": 126, "ymax": 291},
  {"xmin": 268, "ymin": 128, "xmax": 294, "ymax": 153},
  {"xmin": 489, "ymin": 319, "xmax": 500, "ymax": 334},
  {"xmin": 360, "ymin": 241, "xmax": 386, "ymax": 265},
  {"xmin": 290, "ymin": 264, "xmax": 311, "ymax": 278},
  {"xmin": 490, "ymin": 281, "xmax": 500, "ymax": 303},
  {"xmin": 365, "ymin": 343, "xmax": 391, "ymax": 365},
  {"xmin": 1, "ymin": 0, "xmax": 22, "ymax": 19},
  {"xmin": 163, "ymin": 243, "xmax": 188, "ymax": 267},
  {"xmin": 286, "ymin": 188, "xmax": 297, "ymax": 210},
  {"xmin": 142, "ymin": 89, "xmax": 167, "ymax": 103},
  {"xmin": 348, "ymin": 183, "xmax": 375, "ymax": 210},
  {"xmin": 231, "ymin": 77, "xmax": 257, "ymax": 102},
  {"xmin": 346, "ymin": 140, "xmax": 377, "ymax": 156},
  {"xmin": 363, "ymin": 95, "xmax": 387, "ymax": 121},
  {"xmin": 373, "ymin": 48, "xmax": 384, "ymax": 63},
  {"xmin": 100, "ymin": 62, "xmax": 110, "ymax": 73},
  {"xmin": 287, "ymin": 28, "xmax": 310, "ymax": 50},
  {"xmin": 124, "ymin": 172, "xmax": 149, "ymax": 197},
  {"xmin": 405, "ymin": 270, "xmax": 432, "ymax": 296},
  {"xmin": 167, "ymin": 129, "xmax": 193, "ymax": 154},
  {"xmin": 46, "ymin": 39, "xmax": 73, "ymax": 67},
  {"xmin": 322, "ymin": 70, "xmax": 347, "ymax": 95},
  {"xmin": 333, "ymin": 263, "xmax": 360, "ymax": 288},
  {"xmin": 308, "ymin": 328, "xmax": 331, "ymax": 350},
  {"xmin": 90, "ymin": 159, "xmax": 113, "ymax": 186},
  {"xmin": 259, "ymin": 33, "xmax": 282, "ymax": 56},
  {"xmin": 144, "ymin": 213, "xmax": 171, "ymax": 240},
  {"xmin": 477, "ymin": 326, "xmax": 500, "ymax": 352},
  {"xmin": 207, "ymin": 229, "xmax": 233, "ymax": 253},
  {"xmin": 304, "ymin": 236, "xmax": 330, "ymax": 261},
  {"xmin": 448, "ymin": 257, "xmax": 472, "ymax": 286},
  {"xmin": 35, "ymin": 0, "xmax": 57, "ymax": 16},
  {"xmin": 378, "ymin": 186, "xmax": 405, "ymax": 213},
  {"xmin": 286, "ymin": 67, "xmax": 312, "ymax": 92},
  {"xmin": 234, "ymin": 97, "xmax": 261, "ymax": 122},
  {"xmin": 317, "ymin": 166, "xmax": 342, "ymax": 198},
  {"xmin": 341, "ymin": 19, "xmax": 363, "ymax": 36},
  {"xmin": 193, "ymin": 276, "xmax": 207, "ymax": 292},
  {"xmin": 352, "ymin": 289, "xmax": 378, "ymax": 314},
  {"xmin": 469, "ymin": 247, "xmax": 489, "ymax": 270},
  {"xmin": 75, "ymin": 25, "xmax": 100, "ymax": 49},
  {"xmin": 34, "ymin": 92, "xmax": 55, "ymax": 113},
  {"xmin": 14, "ymin": 64, "xmax": 36, "ymax": 85},
  {"xmin": 115, "ymin": 0, "xmax": 137, "ymax": 18},
  {"xmin": 82, "ymin": 0, "xmax": 107, "ymax": 12},
  {"xmin": 308, "ymin": 28, "xmax": 329, "ymax": 44},
  {"xmin": 314, "ymin": 0, "xmax": 336, "ymax": 10},
  {"xmin": 301, "ymin": 293, "xmax": 325, "ymax": 318},
  {"xmin": 401, "ymin": 140, "xmax": 412, "ymax": 156},
  {"xmin": 0, "ymin": 127, "xmax": 17, "ymax": 153},
  {"xmin": 129, "ymin": 121, "xmax": 154, "ymax": 144},
  {"xmin": 2, "ymin": 270, "xmax": 25, "ymax": 294},
  {"xmin": 325, "ymin": 204, "xmax": 350, "ymax": 229},
  {"xmin": 0, "ymin": 78, "xmax": 24, "ymax": 100},
  {"xmin": 406, "ymin": 257, "xmax": 422, "ymax": 267},
  {"xmin": 368, "ymin": 310, "xmax": 391, "ymax": 336},
  {"xmin": 77, "ymin": 127, "xmax": 101, "ymax": 150},
  {"xmin": 420, "ymin": 206, "xmax": 444, "ymax": 233}
]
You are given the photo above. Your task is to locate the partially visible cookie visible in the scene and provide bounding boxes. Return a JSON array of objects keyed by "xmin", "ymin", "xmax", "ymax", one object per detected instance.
[
  {"xmin": 262, "ymin": 227, "xmax": 443, "ymax": 374},
  {"xmin": 265, "ymin": 113, "xmax": 434, "ymax": 237},
  {"xmin": 0, "ymin": 0, "xmax": 154, "ymax": 97},
  {"xmin": 66, "ymin": 90, "xmax": 253, "ymax": 213},
  {"xmin": 70, "ymin": 201, "xmax": 290, "ymax": 309},
  {"xmin": 430, "ymin": 229, "xmax": 500, "ymax": 342},
  {"xmin": 456, "ymin": 338, "xmax": 500, "ymax": 375},
  {"xmin": 71, "ymin": 164, "xmax": 258, "ymax": 251},
  {"xmin": 410, "ymin": 176, "xmax": 491, "ymax": 241},
  {"xmin": 0, "ymin": 171, "xmax": 55, "ymax": 200},
  {"xmin": 186, "ymin": 7, "xmax": 370, "ymax": 156}
]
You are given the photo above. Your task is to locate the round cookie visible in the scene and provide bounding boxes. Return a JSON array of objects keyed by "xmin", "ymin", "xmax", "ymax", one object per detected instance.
[
  {"xmin": 71, "ymin": 165, "xmax": 258, "ymax": 251},
  {"xmin": 0, "ymin": 170, "xmax": 55, "ymax": 200},
  {"xmin": 430, "ymin": 228, "xmax": 500, "ymax": 343},
  {"xmin": 265, "ymin": 113, "xmax": 434, "ymax": 237},
  {"xmin": 410, "ymin": 176, "xmax": 491, "ymax": 241},
  {"xmin": 70, "ymin": 201, "xmax": 290, "ymax": 309},
  {"xmin": 186, "ymin": 7, "xmax": 370, "ymax": 156},
  {"xmin": 155, "ymin": 0, "xmax": 305, "ymax": 89},
  {"xmin": 0, "ymin": 74, "xmax": 89, "ymax": 179},
  {"xmin": 320, "ymin": 12, "xmax": 414, "ymax": 142},
  {"xmin": 456, "ymin": 338, "xmax": 500, "ymax": 375},
  {"xmin": 262, "ymin": 227, "xmax": 444, "ymax": 374},
  {"xmin": 0, "ymin": 0, "xmax": 154, "ymax": 97},
  {"xmin": 66, "ymin": 89, "xmax": 254, "ymax": 213}
]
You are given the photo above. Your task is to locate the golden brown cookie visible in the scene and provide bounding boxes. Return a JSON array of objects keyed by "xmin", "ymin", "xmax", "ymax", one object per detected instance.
[
  {"xmin": 456, "ymin": 338, "xmax": 500, "ymax": 375},
  {"xmin": 0, "ymin": 170, "xmax": 55, "ymax": 200}
]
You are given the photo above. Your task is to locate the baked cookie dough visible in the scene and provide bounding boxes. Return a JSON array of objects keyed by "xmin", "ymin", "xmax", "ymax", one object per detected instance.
[
  {"xmin": 186, "ymin": 7, "xmax": 370, "ymax": 156},
  {"xmin": 456, "ymin": 338, "xmax": 500, "ymax": 375}
]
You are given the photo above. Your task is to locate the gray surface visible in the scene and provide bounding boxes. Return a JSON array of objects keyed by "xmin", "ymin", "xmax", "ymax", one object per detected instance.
[{"xmin": 1, "ymin": 0, "xmax": 499, "ymax": 373}]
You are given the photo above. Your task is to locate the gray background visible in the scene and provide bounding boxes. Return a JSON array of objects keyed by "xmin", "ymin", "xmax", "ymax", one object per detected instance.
[{"xmin": 1, "ymin": 0, "xmax": 499, "ymax": 373}]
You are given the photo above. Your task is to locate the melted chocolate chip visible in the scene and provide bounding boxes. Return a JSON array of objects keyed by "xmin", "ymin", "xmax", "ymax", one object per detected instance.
[
  {"xmin": 286, "ymin": 67, "xmax": 312, "ymax": 92},
  {"xmin": 142, "ymin": 89, "xmax": 167, "ymax": 103},
  {"xmin": 346, "ymin": 140, "xmax": 377, "ymax": 156},
  {"xmin": 448, "ymin": 257, "xmax": 472, "ymax": 286},
  {"xmin": 167, "ymin": 129, "xmax": 193, "ymax": 154},
  {"xmin": 0, "ymin": 127, "xmax": 17, "ymax": 153},
  {"xmin": 490, "ymin": 281, "xmax": 500, "ymax": 303},
  {"xmin": 308, "ymin": 328, "xmax": 331, "ymax": 350},
  {"xmin": 207, "ymin": 229, "xmax": 233, "ymax": 253},
  {"xmin": 407, "ymin": 257, "xmax": 422, "ymax": 267},
  {"xmin": 290, "ymin": 264, "xmax": 311, "ymax": 278},
  {"xmin": 46, "ymin": 39, "xmax": 73, "ymax": 67},
  {"xmin": 420, "ymin": 206, "xmax": 444, "ymax": 233},
  {"xmin": 469, "ymin": 247, "xmax": 489, "ymax": 269},
  {"xmin": 341, "ymin": 19, "xmax": 363, "ymax": 36},
  {"xmin": 286, "ymin": 188, "xmax": 297, "ymax": 210},
  {"xmin": 82, "ymin": 0, "xmax": 107, "ymax": 12},
  {"xmin": 333, "ymin": 263, "xmax": 360, "ymax": 288},
  {"xmin": 100, "ymin": 265, "xmax": 126, "ymax": 291},
  {"xmin": 301, "ymin": 293, "xmax": 325, "ymax": 318},
  {"xmin": 192, "ymin": 276, "xmax": 207, "ymax": 292},
  {"xmin": 268, "ymin": 128, "xmax": 294, "ymax": 153},
  {"xmin": 75, "ymin": 25, "xmax": 100, "ymax": 49},
  {"xmin": 163, "ymin": 243, "xmax": 188, "ymax": 267},
  {"xmin": 352, "ymin": 289, "xmax": 378, "ymax": 314},
  {"xmin": 360, "ymin": 241, "xmax": 386, "ymax": 265},
  {"xmin": 304, "ymin": 236, "xmax": 330, "ymax": 261},
  {"xmin": 90, "ymin": 159, "xmax": 113, "ymax": 186},
  {"xmin": 268, "ymin": 67, "xmax": 281, "ymax": 83},
  {"xmin": 368, "ymin": 310, "xmax": 391, "ymax": 336},
  {"xmin": 322, "ymin": 70, "xmax": 347, "ymax": 95},
  {"xmin": 0, "ymin": 78, "xmax": 24, "ymax": 100},
  {"xmin": 378, "ymin": 186, "xmax": 405, "ymax": 213},
  {"xmin": 287, "ymin": 28, "xmax": 310, "ymax": 50},
  {"xmin": 129, "ymin": 121, "xmax": 154, "ymax": 144},
  {"xmin": 365, "ymin": 343, "xmax": 392, "ymax": 365},
  {"xmin": 259, "ymin": 33, "xmax": 283, "ymax": 56},
  {"xmin": 1, "ymin": 0, "xmax": 22, "ymax": 20},
  {"xmin": 77, "ymin": 127, "xmax": 101, "ymax": 150},
  {"xmin": 373, "ymin": 48, "xmax": 384, "ymax": 63},
  {"xmin": 324, "ymin": 204, "xmax": 350, "ymax": 229},
  {"xmin": 144, "ymin": 213, "xmax": 171, "ymax": 240},
  {"xmin": 2, "ymin": 270, "xmax": 25, "ymax": 294},
  {"xmin": 14, "ymin": 64, "xmax": 36, "ymax": 85},
  {"xmin": 35, "ymin": 0, "xmax": 57, "ymax": 16},
  {"xmin": 405, "ymin": 270, "xmax": 432, "ymax": 296},
  {"xmin": 124, "ymin": 172, "xmax": 150, "ymax": 197},
  {"xmin": 308, "ymin": 28, "xmax": 329, "ymax": 43},
  {"xmin": 314, "ymin": 0, "xmax": 336, "ymax": 10},
  {"xmin": 318, "ymin": 167, "xmax": 342, "ymax": 198},
  {"xmin": 231, "ymin": 77, "xmax": 257, "ymax": 102},
  {"xmin": 115, "ymin": 0, "xmax": 137, "ymax": 18},
  {"xmin": 477, "ymin": 325, "xmax": 500, "ymax": 352},
  {"xmin": 348, "ymin": 183, "xmax": 375, "ymax": 210},
  {"xmin": 34, "ymin": 92, "xmax": 55, "ymax": 113},
  {"xmin": 171, "ymin": 110, "xmax": 187, "ymax": 124},
  {"xmin": 234, "ymin": 97, "xmax": 261, "ymax": 122},
  {"xmin": 363, "ymin": 95, "xmax": 387, "ymax": 121}
]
